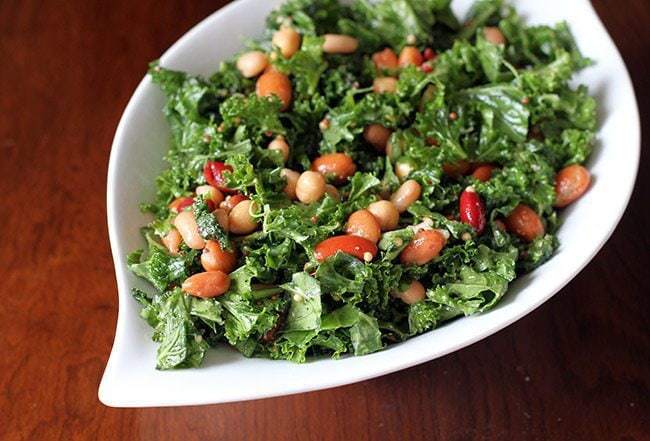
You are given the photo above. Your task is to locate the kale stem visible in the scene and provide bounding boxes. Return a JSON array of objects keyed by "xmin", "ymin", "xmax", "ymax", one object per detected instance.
[{"xmin": 250, "ymin": 287, "xmax": 284, "ymax": 299}]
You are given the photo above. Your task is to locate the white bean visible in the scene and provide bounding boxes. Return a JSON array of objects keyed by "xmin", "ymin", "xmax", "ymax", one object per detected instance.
[
  {"xmin": 173, "ymin": 210, "xmax": 205, "ymax": 249},
  {"xmin": 236, "ymin": 51, "xmax": 269, "ymax": 78},
  {"xmin": 322, "ymin": 34, "xmax": 359, "ymax": 54}
]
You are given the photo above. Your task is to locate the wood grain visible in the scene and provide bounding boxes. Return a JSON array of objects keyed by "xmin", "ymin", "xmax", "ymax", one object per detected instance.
[{"xmin": 0, "ymin": 1, "xmax": 648, "ymax": 440}]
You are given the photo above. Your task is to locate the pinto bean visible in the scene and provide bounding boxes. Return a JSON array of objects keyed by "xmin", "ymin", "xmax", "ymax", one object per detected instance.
[
  {"xmin": 483, "ymin": 26, "xmax": 506, "ymax": 45},
  {"xmin": 161, "ymin": 229, "xmax": 182, "ymax": 255},
  {"xmin": 392, "ymin": 280, "xmax": 426, "ymax": 304},
  {"xmin": 195, "ymin": 185, "xmax": 225, "ymax": 206},
  {"xmin": 471, "ymin": 164, "xmax": 495, "ymax": 182},
  {"xmin": 505, "ymin": 204, "xmax": 545, "ymax": 242},
  {"xmin": 256, "ymin": 70, "xmax": 292, "ymax": 111},
  {"xmin": 201, "ymin": 240, "xmax": 237, "ymax": 273},
  {"xmin": 311, "ymin": 153, "xmax": 357, "ymax": 183},
  {"xmin": 346, "ymin": 209, "xmax": 382, "ymax": 244},
  {"xmin": 268, "ymin": 135, "xmax": 290, "ymax": 162},
  {"xmin": 398, "ymin": 46, "xmax": 423, "ymax": 67},
  {"xmin": 324, "ymin": 184, "xmax": 340, "ymax": 200},
  {"xmin": 182, "ymin": 271, "xmax": 230, "ymax": 298},
  {"xmin": 554, "ymin": 164, "xmax": 591, "ymax": 208},
  {"xmin": 212, "ymin": 208, "xmax": 230, "ymax": 232},
  {"xmin": 390, "ymin": 179, "xmax": 421, "ymax": 213},
  {"xmin": 296, "ymin": 171, "xmax": 326, "ymax": 203},
  {"xmin": 367, "ymin": 200, "xmax": 400, "ymax": 231},
  {"xmin": 373, "ymin": 77, "xmax": 398, "ymax": 94},
  {"xmin": 399, "ymin": 229, "xmax": 447, "ymax": 265},
  {"xmin": 281, "ymin": 168, "xmax": 300, "ymax": 200},
  {"xmin": 372, "ymin": 48, "xmax": 398, "ymax": 70},
  {"xmin": 363, "ymin": 124, "xmax": 392, "ymax": 152},
  {"xmin": 228, "ymin": 199, "xmax": 259, "ymax": 235}
]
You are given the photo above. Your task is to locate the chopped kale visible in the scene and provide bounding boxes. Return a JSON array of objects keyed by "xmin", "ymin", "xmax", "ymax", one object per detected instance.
[{"xmin": 129, "ymin": 0, "xmax": 596, "ymax": 368}]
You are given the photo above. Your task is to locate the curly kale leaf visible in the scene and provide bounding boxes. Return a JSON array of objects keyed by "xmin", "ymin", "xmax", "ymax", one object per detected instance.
[
  {"xmin": 282, "ymin": 272, "xmax": 323, "ymax": 332},
  {"xmin": 428, "ymin": 244, "xmax": 517, "ymax": 315},
  {"xmin": 346, "ymin": 0, "xmax": 457, "ymax": 51},
  {"xmin": 127, "ymin": 230, "xmax": 198, "ymax": 292},
  {"xmin": 133, "ymin": 289, "xmax": 223, "ymax": 369},
  {"xmin": 193, "ymin": 198, "xmax": 231, "ymax": 250}
]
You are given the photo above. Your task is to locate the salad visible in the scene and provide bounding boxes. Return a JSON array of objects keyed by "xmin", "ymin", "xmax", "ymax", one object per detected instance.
[{"xmin": 128, "ymin": 0, "xmax": 596, "ymax": 369}]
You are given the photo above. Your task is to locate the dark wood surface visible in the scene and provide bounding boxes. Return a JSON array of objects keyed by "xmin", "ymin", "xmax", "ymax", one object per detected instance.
[{"xmin": 1, "ymin": 1, "xmax": 648, "ymax": 440}]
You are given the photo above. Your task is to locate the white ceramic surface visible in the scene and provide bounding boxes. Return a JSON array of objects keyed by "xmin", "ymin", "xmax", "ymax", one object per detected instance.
[{"xmin": 99, "ymin": 0, "xmax": 640, "ymax": 407}]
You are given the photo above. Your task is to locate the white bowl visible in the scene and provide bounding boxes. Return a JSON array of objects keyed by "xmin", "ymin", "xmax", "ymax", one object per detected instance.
[{"xmin": 100, "ymin": 0, "xmax": 640, "ymax": 407}]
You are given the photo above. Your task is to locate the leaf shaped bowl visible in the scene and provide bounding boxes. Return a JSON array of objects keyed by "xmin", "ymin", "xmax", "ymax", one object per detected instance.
[{"xmin": 100, "ymin": 0, "xmax": 640, "ymax": 407}]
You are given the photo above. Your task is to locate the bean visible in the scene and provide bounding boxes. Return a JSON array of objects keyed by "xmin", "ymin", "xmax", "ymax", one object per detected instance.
[
  {"xmin": 324, "ymin": 184, "xmax": 340, "ymax": 201},
  {"xmin": 173, "ymin": 210, "xmax": 205, "ymax": 249},
  {"xmin": 373, "ymin": 77, "xmax": 398, "ymax": 94},
  {"xmin": 311, "ymin": 153, "xmax": 357, "ymax": 183},
  {"xmin": 256, "ymin": 70, "xmax": 292, "ymax": 111},
  {"xmin": 161, "ymin": 229, "xmax": 182, "ymax": 255},
  {"xmin": 203, "ymin": 160, "xmax": 235, "ymax": 193},
  {"xmin": 272, "ymin": 26, "xmax": 301, "ymax": 58},
  {"xmin": 392, "ymin": 280, "xmax": 426, "ymax": 304},
  {"xmin": 319, "ymin": 118, "xmax": 330, "ymax": 131},
  {"xmin": 419, "ymin": 85, "xmax": 436, "ymax": 112},
  {"xmin": 505, "ymin": 204, "xmax": 544, "ymax": 242},
  {"xmin": 459, "ymin": 186, "xmax": 486, "ymax": 234},
  {"xmin": 398, "ymin": 46, "xmax": 423, "ymax": 67},
  {"xmin": 421, "ymin": 62, "xmax": 433, "ymax": 73},
  {"xmin": 346, "ymin": 209, "xmax": 382, "ymax": 244},
  {"xmin": 322, "ymin": 34, "xmax": 359, "ymax": 54},
  {"xmin": 236, "ymin": 51, "xmax": 269, "ymax": 78},
  {"xmin": 182, "ymin": 271, "xmax": 230, "ymax": 298},
  {"xmin": 493, "ymin": 219, "xmax": 506, "ymax": 232},
  {"xmin": 228, "ymin": 199, "xmax": 259, "ymax": 235},
  {"xmin": 426, "ymin": 136, "xmax": 439, "ymax": 146},
  {"xmin": 220, "ymin": 194, "xmax": 248, "ymax": 213},
  {"xmin": 363, "ymin": 124, "xmax": 392, "ymax": 152},
  {"xmin": 399, "ymin": 229, "xmax": 447, "ymax": 265},
  {"xmin": 367, "ymin": 200, "xmax": 400, "ymax": 231},
  {"xmin": 483, "ymin": 27, "xmax": 506, "ymax": 45},
  {"xmin": 201, "ymin": 240, "xmax": 237, "ymax": 273},
  {"xmin": 554, "ymin": 164, "xmax": 591, "ymax": 208},
  {"xmin": 268, "ymin": 135, "xmax": 290, "ymax": 162},
  {"xmin": 195, "ymin": 185, "xmax": 224, "ymax": 206},
  {"xmin": 281, "ymin": 168, "xmax": 300, "ymax": 200},
  {"xmin": 442, "ymin": 160, "xmax": 471, "ymax": 178},
  {"xmin": 390, "ymin": 179, "xmax": 421, "ymax": 213},
  {"xmin": 212, "ymin": 208, "xmax": 229, "ymax": 232},
  {"xmin": 423, "ymin": 48, "xmax": 436, "ymax": 61},
  {"xmin": 395, "ymin": 159, "xmax": 415, "ymax": 180},
  {"xmin": 471, "ymin": 164, "xmax": 495, "ymax": 182},
  {"xmin": 386, "ymin": 139, "xmax": 399, "ymax": 160},
  {"xmin": 314, "ymin": 235, "xmax": 378, "ymax": 262},
  {"xmin": 168, "ymin": 196, "xmax": 194, "ymax": 213},
  {"xmin": 372, "ymin": 48, "xmax": 398, "ymax": 70},
  {"xmin": 296, "ymin": 171, "xmax": 326, "ymax": 203}
]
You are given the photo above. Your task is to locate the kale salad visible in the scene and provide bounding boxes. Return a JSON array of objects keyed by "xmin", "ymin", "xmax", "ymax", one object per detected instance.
[{"xmin": 128, "ymin": 0, "xmax": 596, "ymax": 369}]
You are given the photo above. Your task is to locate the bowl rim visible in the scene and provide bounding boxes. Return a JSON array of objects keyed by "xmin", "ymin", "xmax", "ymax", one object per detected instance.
[{"xmin": 100, "ymin": 0, "xmax": 641, "ymax": 407}]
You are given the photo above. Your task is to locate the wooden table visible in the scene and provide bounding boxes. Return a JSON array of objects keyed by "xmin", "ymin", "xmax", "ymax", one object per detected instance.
[{"xmin": 1, "ymin": 1, "xmax": 648, "ymax": 439}]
